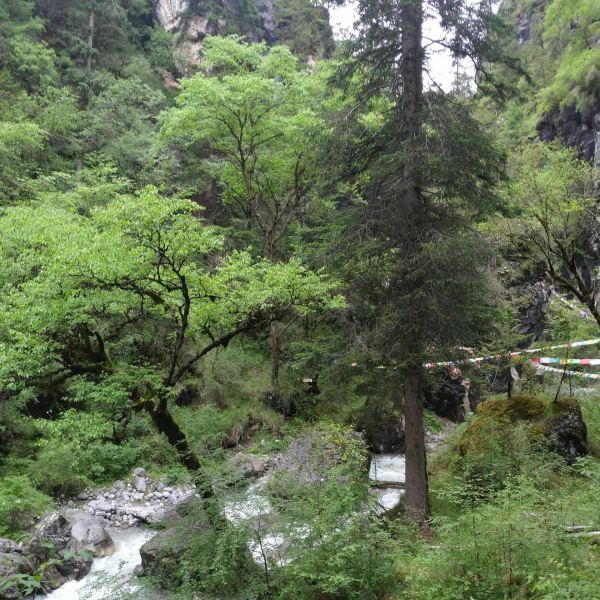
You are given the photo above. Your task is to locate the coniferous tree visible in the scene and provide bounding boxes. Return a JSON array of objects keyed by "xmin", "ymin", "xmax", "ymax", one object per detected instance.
[{"xmin": 330, "ymin": 0, "xmax": 517, "ymax": 524}]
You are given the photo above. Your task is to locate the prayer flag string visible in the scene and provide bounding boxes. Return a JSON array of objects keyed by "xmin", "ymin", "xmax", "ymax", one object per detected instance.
[
  {"xmin": 551, "ymin": 291, "xmax": 592, "ymax": 320},
  {"xmin": 533, "ymin": 364, "xmax": 600, "ymax": 381}
]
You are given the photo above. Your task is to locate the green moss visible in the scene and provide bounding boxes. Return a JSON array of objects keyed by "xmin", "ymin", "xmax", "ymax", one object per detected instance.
[
  {"xmin": 550, "ymin": 395, "xmax": 580, "ymax": 415},
  {"xmin": 475, "ymin": 394, "xmax": 546, "ymax": 422},
  {"xmin": 457, "ymin": 394, "xmax": 588, "ymax": 467}
]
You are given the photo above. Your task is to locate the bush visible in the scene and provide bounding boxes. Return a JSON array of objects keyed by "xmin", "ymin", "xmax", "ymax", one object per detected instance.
[
  {"xmin": 30, "ymin": 440, "xmax": 96, "ymax": 496},
  {"xmin": 30, "ymin": 410, "xmax": 148, "ymax": 496},
  {"xmin": 142, "ymin": 500, "xmax": 265, "ymax": 598},
  {"xmin": 580, "ymin": 395, "xmax": 600, "ymax": 455},
  {"xmin": 176, "ymin": 401, "xmax": 282, "ymax": 457},
  {"xmin": 405, "ymin": 472, "xmax": 600, "ymax": 599},
  {"xmin": 274, "ymin": 517, "xmax": 403, "ymax": 600},
  {"xmin": 0, "ymin": 475, "xmax": 51, "ymax": 536},
  {"xmin": 539, "ymin": 48, "xmax": 600, "ymax": 113}
]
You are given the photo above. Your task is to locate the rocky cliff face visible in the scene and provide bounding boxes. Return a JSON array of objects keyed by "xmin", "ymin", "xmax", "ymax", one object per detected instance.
[
  {"xmin": 154, "ymin": 0, "xmax": 189, "ymax": 31},
  {"xmin": 514, "ymin": 0, "xmax": 545, "ymax": 45},
  {"xmin": 507, "ymin": 0, "xmax": 600, "ymax": 164},
  {"xmin": 537, "ymin": 94, "xmax": 600, "ymax": 164},
  {"xmin": 152, "ymin": 0, "xmax": 334, "ymax": 73}
]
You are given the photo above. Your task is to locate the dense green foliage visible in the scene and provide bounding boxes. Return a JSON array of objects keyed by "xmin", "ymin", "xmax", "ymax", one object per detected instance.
[{"xmin": 1, "ymin": 0, "xmax": 600, "ymax": 598}]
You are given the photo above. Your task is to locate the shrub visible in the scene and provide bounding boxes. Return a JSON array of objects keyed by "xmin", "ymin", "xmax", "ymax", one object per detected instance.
[
  {"xmin": 538, "ymin": 48, "xmax": 600, "ymax": 113},
  {"xmin": 406, "ymin": 472, "xmax": 600, "ymax": 599},
  {"xmin": 274, "ymin": 517, "xmax": 403, "ymax": 600},
  {"xmin": 142, "ymin": 500, "xmax": 265, "ymax": 598},
  {"xmin": 30, "ymin": 410, "xmax": 147, "ymax": 495},
  {"xmin": 0, "ymin": 475, "xmax": 51, "ymax": 536}
]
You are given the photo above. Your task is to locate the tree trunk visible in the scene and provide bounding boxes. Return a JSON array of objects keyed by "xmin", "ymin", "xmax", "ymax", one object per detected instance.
[
  {"xmin": 86, "ymin": 9, "xmax": 95, "ymax": 72},
  {"xmin": 400, "ymin": 0, "xmax": 425, "ymax": 219},
  {"xmin": 400, "ymin": 0, "xmax": 429, "ymax": 525},
  {"xmin": 266, "ymin": 241, "xmax": 281, "ymax": 391},
  {"xmin": 150, "ymin": 404, "xmax": 199, "ymax": 470},
  {"xmin": 403, "ymin": 370, "xmax": 429, "ymax": 524},
  {"xmin": 147, "ymin": 397, "xmax": 211, "ymax": 498},
  {"xmin": 270, "ymin": 319, "xmax": 281, "ymax": 390}
]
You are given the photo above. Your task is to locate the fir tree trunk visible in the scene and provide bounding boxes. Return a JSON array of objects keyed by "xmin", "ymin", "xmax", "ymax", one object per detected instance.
[
  {"xmin": 403, "ymin": 370, "xmax": 429, "ymax": 523},
  {"xmin": 270, "ymin": 319, "xmax": 281, "ymax": 390},
  {"xmin": 399, "ymin": 0, "xmax": 430, "ymax": 525},
  {"xmin": 86, "ymin": 10, "xmax": 95, "ymax": 72}
]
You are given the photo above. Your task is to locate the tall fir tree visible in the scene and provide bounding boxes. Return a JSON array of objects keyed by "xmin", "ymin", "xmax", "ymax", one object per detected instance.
[{"xmin": 330, "ymin": 0, "xmax": 517, "ymax": 524}]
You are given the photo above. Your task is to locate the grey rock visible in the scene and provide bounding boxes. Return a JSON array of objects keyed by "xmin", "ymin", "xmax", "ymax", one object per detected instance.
[
  {"xmin": 0, "ymin": 546, "xmax": 34, "ymax": 599},
  {"xmin": 537, "ymin": 102, "xmax": 600, "ymax": 163},
  {"xmin": 0, "ymin": 539, "xmax": 21, "ymax": 554},
  {"xmin": 545, "ymin": 401, "xmax": 588, "ymax": 464},
  {"xmin": 272, "ymin": 431, "xmax": 362, "ymax": 484},
  {"xmin": 134, "ymin": 475, "xmax": 147, "ymax": 492},
  {"xmin": 229, "ymin": 451, "xmax": 270, "ymax": 479},
  {"xmin": 517, "ymin": 13, "xmax": 531, "ymax": 45},
  {"xmin": 425, "ymin": 372, "xmax": 477, "ymax": 423},
  {"xmin": 95, "ymin": 498, "xmax": 113, "ymax": 513},
  {"xmin": 129, "ymin": 505, "xmax": 165, "ymax": 524},
  {"xmin": 25, "ymin": 511, "xmax": 112, "ymax": 594},
  {"xmin": 133, "ymin": 467, "xmax": 146, "ymax": 477},
  {"xmin": 65, "ymin": 510, "xmax": 115, "ymax": 557}
]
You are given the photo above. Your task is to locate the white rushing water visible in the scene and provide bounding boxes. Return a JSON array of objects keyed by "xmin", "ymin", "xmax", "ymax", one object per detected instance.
[
  {"xmin": 369, "ymin": 453, "xmax": 406, "ymax": 514},
  {"xmin": 222, "ymin": 476, "xmax": 272, "ymax": 524},
  {"xmin": 40, "ymin": 528, "xmax": 155, "ymax": 600},
  {"xmin": 369, "ymin": 453, "xmax": 406, "ymax": 485}
]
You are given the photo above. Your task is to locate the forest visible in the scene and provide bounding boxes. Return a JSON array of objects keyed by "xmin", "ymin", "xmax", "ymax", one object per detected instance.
[{"xmin": 0, "ymin": 0, "xmax": 600, "ymax": 598}]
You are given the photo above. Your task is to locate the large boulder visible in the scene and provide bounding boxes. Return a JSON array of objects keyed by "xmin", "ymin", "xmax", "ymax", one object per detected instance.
[
  {"xmin": 64, "ymin": 510, "xmax": 115, "ymax": 557},
  {"xmin": 25, "ymin": 511, "xmax": 113, "ymax": 595},
  {"xmin": 272, "ymin": 429, "xmax": 365, "ymax": 484},
  {"xmin": 424, "ymin": 371, "xmax": 477, "ymax": 422},
  {"xmin": 0, "ymin": 540, "xmax": 34, "ymax": 600},
  {"xmin": 544, "ymin": 399, "xmax": 588, "ymax": 464},
  {"xmin": 0, "ymin": 511, "xmax": 113, "ymax": 598},
  {"xmin": 33, "ymin": 511, "xmax": 114, "ymax": 558},
  {"xmin": 458, "ymin": 395, "xmax": 588, "ymax": 465}
]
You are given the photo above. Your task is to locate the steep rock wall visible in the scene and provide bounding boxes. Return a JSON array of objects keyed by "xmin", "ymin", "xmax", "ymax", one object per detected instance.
[
  {"xmin": 537, "ymin": 94, "xmax": 600, "ymax": 164},
  {"xmin": 152, "ymin": 0, "xmax": 333, "ymax": 73},
  {"xmin": 505, "ymin": 0, "xmax": 600, "ymax": 164}
]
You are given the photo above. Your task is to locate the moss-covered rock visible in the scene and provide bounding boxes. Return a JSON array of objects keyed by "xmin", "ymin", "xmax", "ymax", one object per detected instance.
[
  {"xmin": 477, "ymin": 394, "xmax": 546, "ymax": 421},
  {"xmin": 139, "ymin": 498, "xmax": 215, "ymax": 586},
  {"xmin": 458, "ymin": 395, "xmax": 587, "ymax": 464},
  {"xmin": 139, "ymin": 497, "xmax": 259, "ymax": 593},
  {"xmin": 543, "ymin": 398, "xmax": 588, "ymax": 464}
]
